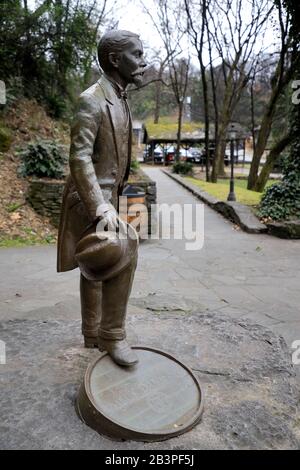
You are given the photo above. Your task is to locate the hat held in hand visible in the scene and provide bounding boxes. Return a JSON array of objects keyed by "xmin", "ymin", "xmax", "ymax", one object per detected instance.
[{"xmin": 75, "ymin": 221, "xmax": 138, "ymax": 282}]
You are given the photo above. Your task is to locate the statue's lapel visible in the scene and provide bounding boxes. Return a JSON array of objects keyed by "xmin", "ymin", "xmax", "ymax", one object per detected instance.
[{"xmin": 98, "ymin": 75, "xmax": 123, "ymax": 165}]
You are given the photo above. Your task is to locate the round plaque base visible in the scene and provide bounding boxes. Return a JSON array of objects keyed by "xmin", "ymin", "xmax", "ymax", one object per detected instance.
[{"xmin": 76, "ymin": 346, "xmax": 204, "ymax": 442}]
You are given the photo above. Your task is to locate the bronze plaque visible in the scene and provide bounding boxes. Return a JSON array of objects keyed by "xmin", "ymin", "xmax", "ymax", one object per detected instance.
[{"xmin": 76, "ymin": 346, "xmax": 203, "ymax": 441}]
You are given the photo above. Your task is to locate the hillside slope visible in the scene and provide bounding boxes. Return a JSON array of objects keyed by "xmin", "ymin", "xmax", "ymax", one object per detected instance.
[{"xmin": 0, "ymin": 99, "xmax": 69, "ymax": 246}]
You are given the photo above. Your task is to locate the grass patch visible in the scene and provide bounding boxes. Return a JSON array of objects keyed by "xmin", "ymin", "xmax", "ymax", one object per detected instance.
[
  {"xmin": 0, "ymin": 234, "xmax": 56, "ymax": 248},
  {"xmin": 6, "ymin": 202, "xmax": 25, "ymax": 213},
  {"xmin": 185, "ymin": 177, "xmax": 279, "ymax": 206}
]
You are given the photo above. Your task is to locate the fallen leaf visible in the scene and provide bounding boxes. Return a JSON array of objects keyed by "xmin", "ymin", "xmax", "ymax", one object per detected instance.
[{"xmin": 10, "ymin": 212, "xmax": 21, "ymax": 221}]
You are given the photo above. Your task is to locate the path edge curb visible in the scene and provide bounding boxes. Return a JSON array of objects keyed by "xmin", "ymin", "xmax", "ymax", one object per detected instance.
[{"xmin": 162, "ymin": 169, "xmax": 268, "ymax": 235}]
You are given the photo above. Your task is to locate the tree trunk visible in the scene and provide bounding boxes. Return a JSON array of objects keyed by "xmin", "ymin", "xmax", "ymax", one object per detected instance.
[
  {"xmin": 175, "ymin": 101, "xmax": 183, "ymax": 162},
  {"xmin": 211, "ymin": 118, "xmax": 229, "ymax": 182},
  {"xmin": 200, "ymin": 56, "xmax": 210, "ymax": 181},
  {"xmin": 54, "ymin": 0, "xmax": 66, "ymax": 96},
  {"xmin": 210, "ymin": 65, "xmax": 236, "ymax": 182},
  {"xmin": 209, "ymin": 62, "xmax": 218, "ymax": 183},
  {"xmin": 154, "ymin": 64, "xmax": 163, "ymax": 124},
  {"xmin": 217, "ymin": 139, "xmax": 226, "ymax": 176},
  {"xmin": 247, "ymin": 57, "xmax": 292, "ymax": 190},
  {"xmin": 254, "ymin": 133, "xmax": 292, "ymax": 192},
  {"xmin": 250, "ymin": 81, "xmax": 256, "ymax": 155},
  {"xmin": 198, "ymin": 0, "xmax": 210, "ymax": 181},
  {"xmin": 247, "ymin": 95, "xmax": 279, "ymax": 189},
  {"xmin": 22, "ymin": 0, "xmax": 36, "ymax": 95}
]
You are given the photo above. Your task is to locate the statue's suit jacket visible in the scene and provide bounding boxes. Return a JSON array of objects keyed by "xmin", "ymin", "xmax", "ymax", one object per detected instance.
[{"xmin": 57, "ymin": 75, "xmax": 132, "ymax": 273}]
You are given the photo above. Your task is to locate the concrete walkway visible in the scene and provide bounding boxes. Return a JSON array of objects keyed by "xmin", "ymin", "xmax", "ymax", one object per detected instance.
[
  {"xmin": 1, "ymin": 167, "xmax": 300, "ymax": 450},
  {"xmin": 0, "ymin": 167, "xmax": 299, "ymax": 354},
  {"xmin": 140, "ymin": 167, "xmax": 300, "ymax": 350}
]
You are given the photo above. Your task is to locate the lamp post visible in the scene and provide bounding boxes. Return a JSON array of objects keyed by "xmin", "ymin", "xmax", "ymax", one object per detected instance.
[{"xmin": 227, "ymin": 130, "xmax": 236, "ymax": 202}]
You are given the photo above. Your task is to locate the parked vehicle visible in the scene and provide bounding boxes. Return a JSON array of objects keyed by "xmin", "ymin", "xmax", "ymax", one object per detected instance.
[
  {"xmin": 164, "ymin": 146, "xmax": 195, "ymax": 163},
  {"xmin": 224, "ymin": 145, "xmax": 246, "ymax": 164},
  {"xmin": 143, "ymin": 146, "xmax": 164, "ymax": 163},
  {"xmin": 188, "ymin": 147, "xmax": 202, "ymax": 164},
  {"xmin": 164, "ymin": 145, "xmax": 175, "ymax": 163},
  {"xmin": 143, "ymin": 149, "xmax": 149, "ymax": 162},
  {"xmin": 153, "ymin": 146, "xmax": 164, "ymax": 163},
  {"xmin": 199, "ymin": 147, "xmax": 215, "ymax": 165},
  {"xmin": 165, "ymin": 148, "xmax": 175, "ymax": 163},
  {"xmin": 224, "ymin": 150, "xmax": 240, "ymax": 164}
]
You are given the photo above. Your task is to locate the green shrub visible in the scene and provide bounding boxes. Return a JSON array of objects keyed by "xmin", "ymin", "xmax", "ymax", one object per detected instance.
[
  {"xmin": 172, "ymin": 161, "xmax": 194, "ymax": 176},
  {"xmin": 130, "ymin": 158, "xmax": 140, "ymax": 174},
  {"xmin": 45, "ymin": 94, "xmax": 67, "ymax": 119},
  {"xmin": 272, "ymin": 153, "xmax": 287, "ymax": 173},
  {"xmin": 259, "ymin": 155, "xmax": 300, "ymax": 220},
  {"xmin": 18, "ymin": 140, "xmax": 67, "ymax": 179},
  {"xmin": 259, "ymin": 181, "xmax": 300, "ymax": 220}
]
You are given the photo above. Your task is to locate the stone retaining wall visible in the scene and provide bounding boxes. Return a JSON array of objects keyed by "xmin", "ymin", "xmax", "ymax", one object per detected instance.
[
  {"xmin": 26, "ymin": 179, "xmax": 65, "ymax": 228},
  {"xmin": 27, "ymin": 171, "xmax": 157, "ymax": 232}
]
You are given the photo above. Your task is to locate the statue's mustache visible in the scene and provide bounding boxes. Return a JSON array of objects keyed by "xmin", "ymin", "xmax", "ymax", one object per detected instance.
[{"xmin": 131, "ymin": 66, "xmax": 149, "ymax": 77}]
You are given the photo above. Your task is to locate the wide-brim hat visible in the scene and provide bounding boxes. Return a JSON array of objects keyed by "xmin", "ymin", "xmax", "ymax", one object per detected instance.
[{"xmin": 75, "ymin": 221, "xmax": 138, "ymax": 282}]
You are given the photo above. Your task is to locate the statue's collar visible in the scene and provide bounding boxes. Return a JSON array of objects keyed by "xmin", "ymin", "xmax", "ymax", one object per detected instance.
[{"xmin": 98, "ymin": 74, "xmax": 128, "ymax": 105}]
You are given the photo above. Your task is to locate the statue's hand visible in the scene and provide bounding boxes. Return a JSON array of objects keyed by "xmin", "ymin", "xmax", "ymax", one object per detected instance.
[
  {"xmin": 103, "ymin": 208, "xmax": 119, "ymax": 231},
  {"xmin": 97, "ymin": 203, "xmax": 119, "ymax": 232}
]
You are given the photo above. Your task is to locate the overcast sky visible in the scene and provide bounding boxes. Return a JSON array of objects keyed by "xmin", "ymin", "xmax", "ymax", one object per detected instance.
[
  {"xmin": 115, "ymin": 0, "xmax": 166, "ymax": 52},
  {"xmin": 120, "ymin": 1, "xmax": 280, "ymax": 58},
  {"xmin": 28, "ymin": 0, "xmax": 281, "ymax": 68}
]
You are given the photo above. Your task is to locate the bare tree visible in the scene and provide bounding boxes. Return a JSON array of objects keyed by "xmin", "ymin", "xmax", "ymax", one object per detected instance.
[
  {"xmin": 141, "ymin": 0, "xmax": 190, "ymax": 161},
  {"xmin": 169, "ymin": 57, "xmax": 190, "ymax": 161},
  {"xmin": 140, "ymin": 47, "xmax": 175, "ymax": 124},
  {"xmin": 153, "ymin": 55, "xmax": 171, "ymax": 124},
  {"xmin": 207, "ymin": 0, "xmax": 274, "ymax": 182},
  {"xmin": 247, "ymin": 0, "xmax": 295, "ymax": 191},
  {"xmin": 184, "ymin": 0, "xmax": 211, "ymax": 181}
]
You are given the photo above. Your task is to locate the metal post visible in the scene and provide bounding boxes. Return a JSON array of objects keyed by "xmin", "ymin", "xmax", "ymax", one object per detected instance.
[{"xmin": 152, "ymin": 142, "xmax": 155, "ymax": 166}]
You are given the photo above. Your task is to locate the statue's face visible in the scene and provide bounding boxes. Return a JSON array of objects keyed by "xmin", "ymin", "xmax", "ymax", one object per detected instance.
[{"xmin": 117, "ymin": 38, "xmax": 146, "ymax": 87}]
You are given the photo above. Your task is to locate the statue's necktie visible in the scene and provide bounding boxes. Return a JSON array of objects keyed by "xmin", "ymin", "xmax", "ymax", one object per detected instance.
[
  {"xmin": 120, "ymin": 92, "xmax": 130, "ymax": 129},
  {"xmin": 119, "ymin": 90, "xmax": 128, "ymax": 100}
]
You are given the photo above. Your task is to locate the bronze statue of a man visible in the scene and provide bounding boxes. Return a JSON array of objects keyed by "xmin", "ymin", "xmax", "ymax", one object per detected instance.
[{"xmin": 57, "ymin": 30, "xmax": 146, "ymax": 367}]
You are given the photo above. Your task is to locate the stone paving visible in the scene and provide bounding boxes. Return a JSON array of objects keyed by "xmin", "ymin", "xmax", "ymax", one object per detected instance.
[
  {"xmin": 140, "ymin": 168, "xmax": 300, "ymax": 350},
  {"xmin": 1, "ymin": 312, "xmax": 299, "ymax": 450},
  {"xmin": 0, "ymin": 167, "xmax": 299, "ymax": 449}
]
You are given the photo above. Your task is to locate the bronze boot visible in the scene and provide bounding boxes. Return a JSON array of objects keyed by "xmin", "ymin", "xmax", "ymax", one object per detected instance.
[
  {"xmin": 84, "ymin": 336, "xmax": 99, "ymax": 348},
  {"xmin": 98, "ymin": 255, "xmax": 138, "ymax": 365},
  {"xmin": 98, "ymin": 338, "xmax": 138, "ymax": 367}
]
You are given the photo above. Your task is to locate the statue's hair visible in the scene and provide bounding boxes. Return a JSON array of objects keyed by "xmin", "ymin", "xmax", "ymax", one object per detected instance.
[{"xmin": 97, "ymin": 30, "xmax": 140, "ymax": 72}]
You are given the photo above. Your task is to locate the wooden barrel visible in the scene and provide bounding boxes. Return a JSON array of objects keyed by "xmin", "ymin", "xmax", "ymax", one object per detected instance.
[{"xmin": 122, "ymin": 185, "xmax": 147, "ymax": 235}]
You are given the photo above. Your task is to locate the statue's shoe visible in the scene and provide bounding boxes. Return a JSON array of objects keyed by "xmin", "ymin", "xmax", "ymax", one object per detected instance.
[
  {"xmin": 84, "ymin": 336, "xmax": 98, "ymax": 348},
  {"xmin": 98, "ymin": 338, "xmax": 138, "ymax": 367}
]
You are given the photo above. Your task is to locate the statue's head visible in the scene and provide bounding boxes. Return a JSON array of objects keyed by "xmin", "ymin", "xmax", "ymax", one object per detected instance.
[{"xmin": 97, "ymin": 30, "xmax": 146, "ymax": 87}]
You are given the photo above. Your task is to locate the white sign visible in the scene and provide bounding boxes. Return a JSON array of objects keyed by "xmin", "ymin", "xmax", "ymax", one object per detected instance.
[
  {"xmin": 0, "ymin": 80, "xmax": 6, "ymax": 105},
  {"xmin": 0, "ymin": 340, "xmax": 6, "ymax": 364},
  {"xmin": 292, "ymin": 80, "xmax": 300, "ymax": 105},
  {"xmin": 292, "ymin": 340, "xmax": 300, "ymax": 365}
]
